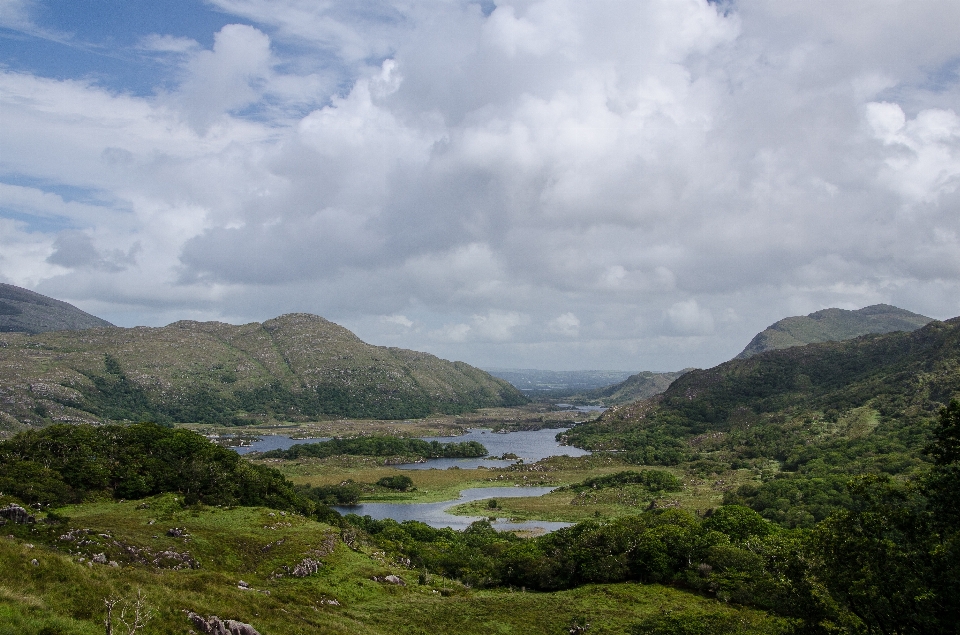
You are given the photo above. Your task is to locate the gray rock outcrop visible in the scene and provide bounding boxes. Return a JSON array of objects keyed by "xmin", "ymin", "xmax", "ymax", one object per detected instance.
[{"xmin": 187, "ymin": 612, "xmax": 261, "ymax": 635}]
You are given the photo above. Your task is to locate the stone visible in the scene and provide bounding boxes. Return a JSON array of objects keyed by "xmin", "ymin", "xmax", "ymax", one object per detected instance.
[
  {"xmin": 0, "ymin": 504, "xmax": 35, "ymax": 524},
  {"xmin": 187, "ymin": 612, "xmax": 262, "ymax": 635}
]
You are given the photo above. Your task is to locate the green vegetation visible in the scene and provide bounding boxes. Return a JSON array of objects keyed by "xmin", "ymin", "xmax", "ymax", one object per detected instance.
[
  {"xmin": 557, "ymin": 469, "xmax": 683, "ymax": 494},
  {"xmin": 3, "ymin": 311, "xmax": 960, "ymax": 634},
  {"xmin": 0, "ymin": 424, "xmax": 785, "ymax": 635},
  {"xmin": 736, "ymin": 303, "xmax": 931, "ymax": 359},
  {"xmin": 260, "ymin": 436, "xmax": 487, "ymax": 460},
  {"xmin": 0, "ymin": 423, "xmax": 317, "ymax": 516}
]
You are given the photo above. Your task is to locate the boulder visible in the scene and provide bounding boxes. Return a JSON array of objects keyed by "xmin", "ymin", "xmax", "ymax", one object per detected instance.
[
  {"xmin": 187, "ymin": 612, "xmax": 261, "ymax": 635},
  {"xmin": 0, "ymin": 504, "xmax": 35, "ymax": 524}
]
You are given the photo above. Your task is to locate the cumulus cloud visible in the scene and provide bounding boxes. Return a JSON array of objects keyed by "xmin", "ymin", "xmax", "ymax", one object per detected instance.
[{"xmin": 2, "ymin": 0, "xmax": 960, "ymax": 369}]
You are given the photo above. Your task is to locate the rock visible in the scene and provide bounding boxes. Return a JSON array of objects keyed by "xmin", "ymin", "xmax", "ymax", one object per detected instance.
[
  {"xmin": 374, "ymin": 574, "xmax": 406, "ymax": 586},
  {"xmin": 167, "ymin": 527, "xmax": 188, "ymax": 537},
  {"xmin": 30, "ymin": 558, "xmax": 38, "ymax": 566},
  {"xmin": 92, "ymin": 553, "xmax": 107, "ymax": 564},
  {"xmin": 290, "ymin": 557, "xmax": 321, "ymax": 578},
  {"xmin": 0, "ymin": 504, "xmax": 35, "ymax": 524},
  {"xmin": 187, "ymin": 612, "xmax": 262, "ymax": 635}
]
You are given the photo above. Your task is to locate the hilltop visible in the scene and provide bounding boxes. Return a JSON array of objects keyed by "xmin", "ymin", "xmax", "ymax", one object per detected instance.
[
  {"xmin": 0, "ymin": 283, "xmax": 113, "ymax": 334},
  {"xmin": 736, "ymin": 303, "xmax": 931, "ymax": 358},
  {"xmin": 0, "ymin": 313, "xmax": 525, "ymax": 430},
  {"xmin": 571, "ymin": 369, "xmax": 691, "ymax": 406}
]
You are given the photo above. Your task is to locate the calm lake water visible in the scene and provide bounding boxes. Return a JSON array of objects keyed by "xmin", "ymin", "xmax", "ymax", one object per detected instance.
[
  {"xmin": 333, "ymin": 486, "xmax": 572, "ymax": 532},
  {"xmin": 232, "ymin": 427, "xmax": 589, "ymax": 532},
  {"xmin": 232, "ymin": 426, "xmax": 590, "ymax": 468}
]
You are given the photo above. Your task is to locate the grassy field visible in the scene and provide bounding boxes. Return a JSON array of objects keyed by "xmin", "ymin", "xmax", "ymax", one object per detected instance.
[
  {"xmin": 0, "ymin": 406, "xmax": 787, "ymax": 633},
  {"xmin": 1, "ymin": 497, "xmax": 784, "ymax": 635}
]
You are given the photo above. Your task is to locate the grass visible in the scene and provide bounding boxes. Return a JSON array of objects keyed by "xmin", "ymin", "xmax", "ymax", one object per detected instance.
[{"xmin": 0, "ymin": 499, "xmax": 786, "ymax": 635}]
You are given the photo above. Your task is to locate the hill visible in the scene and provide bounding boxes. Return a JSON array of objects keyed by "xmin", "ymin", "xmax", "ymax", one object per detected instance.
[
  {"xmin": 565, "ymin": 318, "xmax": 960, "ymax": 522},
  {"xmin": 736, "ymin": 304, "xmax": 931, "ymax": 358},
  {"xmin": 572, "ymin": 369, "xmax": 691, "ymax": 406},
  {"xmin": 0, "ymin": 313, "xmax": 526, "ymax": 430},
  {"xmin": 0, "ymin": 283, "xmax": 113, "ymax": 334}
]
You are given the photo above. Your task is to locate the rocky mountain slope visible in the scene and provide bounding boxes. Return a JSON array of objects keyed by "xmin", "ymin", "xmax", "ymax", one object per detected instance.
[
  {"xmin": 0, "ymin": 283, "xmax": 113, "ymax": 334},
  {"xmin": 736, "ymin": 304, "xmax": 931, "ymax": 359},
  {"xmin": 0, "ymin": 313, "xmax": 526, "ymax": 430}
]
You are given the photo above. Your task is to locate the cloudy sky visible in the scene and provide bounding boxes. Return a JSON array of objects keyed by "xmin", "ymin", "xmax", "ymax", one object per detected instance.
[{"xmin": 1, "ymin": 0, "xmax": 960, "ymax": 371}]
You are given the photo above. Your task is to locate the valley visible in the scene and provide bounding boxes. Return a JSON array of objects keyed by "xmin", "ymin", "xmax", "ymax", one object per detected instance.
[{"xmin": 0, "ymin": 293, "xmax": 957, "ymax": 634}]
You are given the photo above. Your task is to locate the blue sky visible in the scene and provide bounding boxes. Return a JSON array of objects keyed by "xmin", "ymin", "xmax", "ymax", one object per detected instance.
[{"xmin": 2, "ymin": 1, "xmax": 960, "ymax": 371}]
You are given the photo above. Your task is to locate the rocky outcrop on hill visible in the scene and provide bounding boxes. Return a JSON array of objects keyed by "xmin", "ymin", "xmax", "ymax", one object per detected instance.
[
  {"xmin": 0, "ymin": 503, "xmax": 35, "ymax": 524},
  {"xmin": 187, "ymin": 612, "xmax": 261, "ymax": 635}
]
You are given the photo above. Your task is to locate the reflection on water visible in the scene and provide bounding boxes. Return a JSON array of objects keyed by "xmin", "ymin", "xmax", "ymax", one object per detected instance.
[
  {"xmin": 233, "ymin": 436, "xmax": 330, "ymax": 454},
  {"xmin": 232, "ymin": 427, "xmax": 590, "ymax": 468},
  {"xmin": 333, "ymin": 486, "xmax": 571, "ymax": 532},
  {"xmin": 398, "ymin": 428, "xmax": 590, "ymax": 470}
]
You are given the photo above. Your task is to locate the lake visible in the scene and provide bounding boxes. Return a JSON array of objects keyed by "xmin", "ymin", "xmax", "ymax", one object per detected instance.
[
  {"xmin": 232, "ymin": 426, "xmax": 591, "ymax": 469},
  {"xmin": 233, "ymin": 427, "xmax": 589, "ymax": 532},
  {"xmin": 333, "ymin": 486, "xmax": 571, "ymax": 532}
]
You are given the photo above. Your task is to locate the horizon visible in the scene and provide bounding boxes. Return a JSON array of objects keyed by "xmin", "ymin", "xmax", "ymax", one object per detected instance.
[{"xmin": 2, "ymin": 1, "xmax": 959, "ymax": 372}]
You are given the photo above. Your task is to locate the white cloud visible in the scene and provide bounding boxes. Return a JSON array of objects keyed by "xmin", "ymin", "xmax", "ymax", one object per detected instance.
[
  {"xmin": 867, "ymin": 102, "xmax": 960, "ymax": 203},
  {"xmin": 548, "ymin": 312, "xmax": 580, "ymax": 337},
  {"xmin": 382, "ymin": 314, "xmax": 414, "ymax": 328},
  {"xmin": 665, "ymin": 299, "xmax": 714, "ymax": 336},
  {"xmin": 0, "ymin": 0, "xmax": 33, "ymax": 30},
  {"xmin": 2, "ymin": 0, "xmax": 960, "ymax": 369},
  {"xmin": 472, "ymin": 310, "xmax": 530, "ymax": 341},
  {"xmin": 139, "ymin": 34, "xmax": 200, "ymax": 53}
]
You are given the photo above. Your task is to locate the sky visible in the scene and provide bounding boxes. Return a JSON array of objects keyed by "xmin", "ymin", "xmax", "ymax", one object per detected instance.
[{"xmin": 1, "ymin": 1, "xmax": 960, "ymax": 372}]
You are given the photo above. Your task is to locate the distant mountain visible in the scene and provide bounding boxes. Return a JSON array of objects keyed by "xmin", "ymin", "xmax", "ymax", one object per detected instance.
[
  {"xmin": 0, "ymin": 283, "xmax": 113, "ymax": 334},
  {"xmin": 736, "ymin": 304, "xmax": 932, "ymax": 359},
  {"xmin": 485, "ymin": 369, "xmax": 637, "ymax": 395},
  {"xmin": 573, "ymin": 369, "xmax": 692, "ymax": 406},
  {"xmin": 0, "ymin": 313, "xmax": 526, "ymax": 429}
]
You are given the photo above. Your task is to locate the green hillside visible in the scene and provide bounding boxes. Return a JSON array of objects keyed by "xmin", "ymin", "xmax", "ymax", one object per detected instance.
[
  {"xmin": 566, "ymin": 318, "xmax": 960, "ymax": 523},
  {"xmin": 0, "ymin": 283, "xmax": 113, "ymax": 334},
  {"xmin": 573, "ymin": 369, "xmax": 691, "ymax": 406},
  {"xmin": 736, "ymin": 304, "xmax": 931, "ymax": 358},
  {"xmin": 0, "ymin": 313, "xmax": 526, "ymax": 430}
]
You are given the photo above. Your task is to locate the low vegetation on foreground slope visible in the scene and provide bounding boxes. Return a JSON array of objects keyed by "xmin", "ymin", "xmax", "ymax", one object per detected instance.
[
  {"xmin": 1, "ymin": 408, "xmax": 957, "ymax": 634},
  {"xmin": 0, "ymin": 313, "xmax": 526, "ymax": 430}
]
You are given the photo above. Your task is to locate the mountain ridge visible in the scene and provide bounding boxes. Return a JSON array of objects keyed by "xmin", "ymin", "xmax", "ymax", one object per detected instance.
[
  {"xmin": 736, "ymin": 303, "xmax": 932, "ymax": 359},
  {"xmin": 0, "ymin": 283, "xmax": 113, "ymax": 334},
  {"xmin": 0, "ymin": 312, "xmax": 526, "ymax": 430}
]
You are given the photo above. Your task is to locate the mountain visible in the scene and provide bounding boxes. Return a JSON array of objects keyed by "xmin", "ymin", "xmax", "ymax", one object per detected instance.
[
  {"xmin": 565, "ymin": 318, "xmax": 960, "ymax": 522},
  {"xmin": 0, "ymin": 283, "xmax": 113, "ymax": 334},
  {"xmin": 736, "ymin": 304, "xmax": 932, "ymax": 359},
  {"xmin": 572, "ymin": 369, "xmax": 691, "ymax": 406},
  {"xmin": 0, "ymin": 313, "xmax": 526, "ymax": 430}
]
